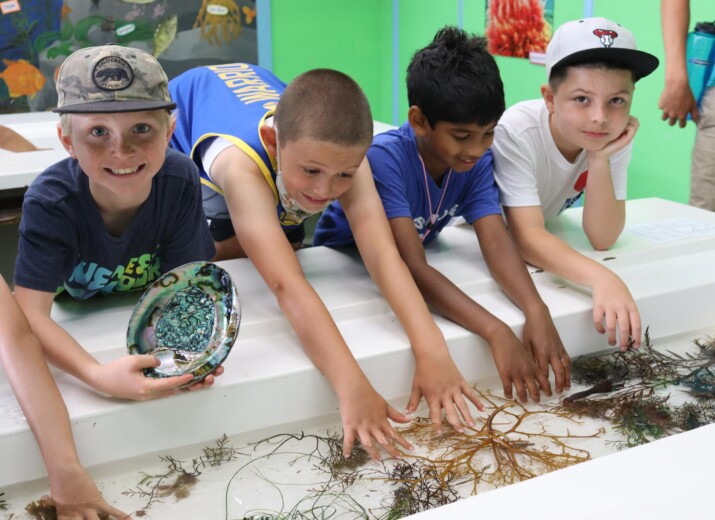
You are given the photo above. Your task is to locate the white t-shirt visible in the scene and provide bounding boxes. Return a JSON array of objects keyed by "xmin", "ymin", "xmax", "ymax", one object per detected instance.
[{"xmin": 492, "ymin": 99, "xmax": 631, "ymax": 220}]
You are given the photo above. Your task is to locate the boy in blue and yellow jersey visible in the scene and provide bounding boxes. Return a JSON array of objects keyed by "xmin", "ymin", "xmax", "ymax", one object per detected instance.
[
  {"xmin": 169, "ymin": 63, "xmax": 487, "ymax": 460},
  {"xmin": 315, "ymin": 27, "xmax": 570, "ymax": 403},
  {"xmin": 14, "ymin": 45, "xmax": 217, "ymax": 401}
]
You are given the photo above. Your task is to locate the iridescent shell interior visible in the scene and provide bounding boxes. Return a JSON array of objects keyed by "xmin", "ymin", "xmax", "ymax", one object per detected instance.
[{"xmin": 127, "ymin": 262, "xmax": 240, "ymax": 385}]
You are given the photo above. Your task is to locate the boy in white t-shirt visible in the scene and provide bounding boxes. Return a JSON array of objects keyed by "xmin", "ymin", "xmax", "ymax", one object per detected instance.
[{"xmin": 492, "ymin": 17, "xmax": 659, "ymax": 350}]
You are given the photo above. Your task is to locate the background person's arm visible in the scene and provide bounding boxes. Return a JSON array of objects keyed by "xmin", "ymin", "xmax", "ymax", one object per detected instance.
[
  {"xmin": 659, "ymin": 0, "xmax": 698, "ymax": 126},
  {"xmin": 0, "ymin": 125, "xmax": 39, "ymax": 152}
]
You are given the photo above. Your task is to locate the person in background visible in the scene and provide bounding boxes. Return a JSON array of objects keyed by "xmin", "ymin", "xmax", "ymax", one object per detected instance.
[{"xmin": 659, "ymin": 0, "xmax": 715, "ymax": 210}]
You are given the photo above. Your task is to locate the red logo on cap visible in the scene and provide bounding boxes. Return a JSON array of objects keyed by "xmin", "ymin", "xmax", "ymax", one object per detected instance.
[{"xmin": 593, "ymin": 29, "xmax": 618, "ymax": 48}]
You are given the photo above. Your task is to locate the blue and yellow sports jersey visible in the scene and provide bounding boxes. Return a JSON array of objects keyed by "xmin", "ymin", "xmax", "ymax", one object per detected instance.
[{"xmin": 169, "ymin": 63, "xmax": 305, "ymax": 230}]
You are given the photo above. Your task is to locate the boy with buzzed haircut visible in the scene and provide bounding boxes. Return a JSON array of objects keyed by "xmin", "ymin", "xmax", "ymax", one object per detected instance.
[
  {"xmin": 170, "ymin": 63, "xmax": 485, "ymax": 460},
  {"xmin": 14, "ymin": 45, "xmax": 217, "ymax": 401},
  {"xmin": 315, "ymin": 27, "xmax": 569, "ymax": 403},
  {"xmin": 492, "ymin": 17, "xmax": 659, "ymax": 350}
]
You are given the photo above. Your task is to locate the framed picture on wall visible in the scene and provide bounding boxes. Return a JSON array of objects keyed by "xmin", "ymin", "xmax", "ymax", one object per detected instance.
[
  {"xmin": 485, "ymin": 0, "xmax": 554, "ymax": 63},
  {"xmin": 0, "ymin": 0, "xmax": 258, "ymax": 114}
]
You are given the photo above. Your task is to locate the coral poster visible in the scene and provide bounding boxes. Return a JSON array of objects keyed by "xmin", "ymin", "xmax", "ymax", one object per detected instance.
[
  {"xmin": 486, "ymin": 0, "xmax": 554, "ymax": 61},
  {"xmin": 0, "ymin": 0, "xmax": 258, "ymax": 114}
]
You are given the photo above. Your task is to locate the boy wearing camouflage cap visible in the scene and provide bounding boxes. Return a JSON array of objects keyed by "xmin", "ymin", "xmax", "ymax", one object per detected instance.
[{"xmin": 14, "ymin": 46, "xmax": 216, "ymax": 398}]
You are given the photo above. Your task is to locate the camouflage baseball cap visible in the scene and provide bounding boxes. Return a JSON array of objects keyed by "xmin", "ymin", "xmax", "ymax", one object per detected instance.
[{"xmin": 53, "ymin": 44, "xmax": 176, "ymax": 114}]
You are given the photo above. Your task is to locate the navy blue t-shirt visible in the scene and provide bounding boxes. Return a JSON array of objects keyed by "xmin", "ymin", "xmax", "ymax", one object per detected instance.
[
  {"xmin": 314, "ymin": 123, "xmax": 502, "ymax": 247},
  {"xmin": 14, "ymin": 148, "xmax": 215, "ymax": 299}
]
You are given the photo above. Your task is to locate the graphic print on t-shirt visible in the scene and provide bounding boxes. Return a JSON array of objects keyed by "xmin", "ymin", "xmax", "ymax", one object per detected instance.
[{"xmin": 557, "ymin": 170, "xmax": 588, "ymax": 215}]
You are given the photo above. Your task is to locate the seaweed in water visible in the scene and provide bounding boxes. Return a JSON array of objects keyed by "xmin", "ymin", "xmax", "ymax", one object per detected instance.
[
  {"xmin": 123, "ymin": 434, "xmax": 240, "ymax": 517},
  {"xmin": 395, "ymin": 391, "xmax": 601, "ymax": 495}
]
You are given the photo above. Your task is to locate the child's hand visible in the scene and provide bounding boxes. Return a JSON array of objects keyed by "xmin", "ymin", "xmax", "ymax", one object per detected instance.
[
  {"xmin": 91, "ymin": 355, "xmax": 194, "ymax": 400},
  {"xmin": 48, "ymin": 463, "xmax": 129, "ymax": 519},
  {"xmin": 592, "ymin": 271, "xmax": 641, "ymax": 351},
  {"xmin": 589, "ymin": 115, "xmax": 639, "ymax": 161},
  {"xmin": 406, "ymin": 352, "xmax": 484, "ymax": 433},
  {"xmin": 184, "ymin": 365, "xmax": 225, "ymax": 392},
  {"xmin": 339, "ymin": 379, "xmax": 412, "ymax": 461},
  {"xmin": 523, "ymin": 309, "xmax": 571, "ymax": 395},
  {"xmin": 488, "ymin": 326, "xmax": 550, "ymax": 403}
]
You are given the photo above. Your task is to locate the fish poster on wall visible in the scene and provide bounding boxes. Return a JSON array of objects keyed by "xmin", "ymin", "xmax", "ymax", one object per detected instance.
[
  {"xmin": 486, "ymin": 0, "xmax": 554, "ymax": 63},
  {"xmin": 0, "ymin": 0, "xmax": 258, "ymax": 114}
]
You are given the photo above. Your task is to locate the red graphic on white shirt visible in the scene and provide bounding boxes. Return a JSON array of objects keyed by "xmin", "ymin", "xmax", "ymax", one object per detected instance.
[
  {"xmin": 574, "ymin": 170, "xmax": 588, "ymax": 192},
  {"xmin": 593, "ymin": 29, "xmax": 618, "ymax": 48}
]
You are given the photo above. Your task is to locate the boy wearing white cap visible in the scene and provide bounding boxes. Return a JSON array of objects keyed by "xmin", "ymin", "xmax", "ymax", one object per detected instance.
[{"xmin": 492, "ymin": 18, "xmax": 659, "ymax": 351}]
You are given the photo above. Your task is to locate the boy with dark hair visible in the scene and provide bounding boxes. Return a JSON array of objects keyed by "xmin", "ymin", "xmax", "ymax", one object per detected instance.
[
  {"xmin": 0, "ymin": 275, "xmax": 127, "ymax": 518},
  {"xmin": 14, "ymin": 45, "xmax": 217, "ymax": 401},
  {"xmin": 315, "ymin": 26, "xmax": 569, "ymax": 403},
  {"xmin": 169, "ymin": 63, "xmax": 486, "ymax": 460},
  {"xmin": 492, "ymin": 17, "xmax": 659, "ymax": 350}
]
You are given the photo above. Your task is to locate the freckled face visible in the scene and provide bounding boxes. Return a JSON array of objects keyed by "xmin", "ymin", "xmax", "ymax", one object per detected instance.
[
  {"xmin": 59, "ymin": 111, "xmax": 173, "ymax": 206},
  {"xmin": 416, "ymin": 121, "xmax": 497, "ymax": 175},
  {"xmin": 545, "ymin": 68, "xmax": 634, "ymax": 159},
  {"xmin": 278, "ymin": 138, "xmax": 367, "ymax": 210}
]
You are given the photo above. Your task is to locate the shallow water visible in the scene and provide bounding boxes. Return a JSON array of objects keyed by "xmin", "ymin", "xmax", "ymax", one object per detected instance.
[{"xmin": 1, "ymin": 332, "xmax": 710, "ymax": 519}]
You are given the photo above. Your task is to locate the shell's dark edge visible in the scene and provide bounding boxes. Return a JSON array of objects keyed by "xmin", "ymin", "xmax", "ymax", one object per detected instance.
[{"xmin": 126, "ymin": 261, "xmax": 240, "ymax": 385}]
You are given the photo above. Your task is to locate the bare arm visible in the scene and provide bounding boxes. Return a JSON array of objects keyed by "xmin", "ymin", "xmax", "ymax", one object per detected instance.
[
  {"xmin": 504, "ymin": 205, "xmax": 641, "ymax": 349},
  {"xmin": 0, "ymin": 277, "xmax": 128, "ymax": 518},
  {"xmin": 474, "ymin": 215, "xmax": 570, "ymax": 393},
  {"xmin": 13, "ymin": 285, "xmax": 194, "ymax": 400},
  {"xmin": 214, "ymin": 148, "xmax": 411, "ymax": 459},
  {"xmin": 341, "ymin": 160, "xmax": 484, "ymax": 426},
  {"xmin": 0, "ymin": 125, "xmax": 38, "ymax": 152},
  {"xmin": 659, "ymin": 0, "xmax": 698, "ymax": 126},
  {"xmin": 386, "ymin": 214, "xmax": 551, "ymax": 402},
  {"xmin": 582, "ymin": 117, "xmax": 640, "ymax": 250}
]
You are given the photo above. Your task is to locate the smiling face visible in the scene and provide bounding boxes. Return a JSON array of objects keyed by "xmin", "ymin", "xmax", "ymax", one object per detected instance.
[
  {"xmin": 276, "ymin": 137, "xmax": 367, "ymax": 211},
  {"xmin": 542, "ymin": 67, "xmax": 634, "ymax": 161},
  {"xmin": 58, "ymin": 110, "xmax": 174, "ymax": 209},
  {"xmin": 408, "ymin": 106, "xmax": 497, "ymax": 180}
]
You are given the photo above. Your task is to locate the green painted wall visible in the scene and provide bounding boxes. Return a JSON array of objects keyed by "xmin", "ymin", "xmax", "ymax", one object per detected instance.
[{"xmin": 270, "ymin": 0, "xmax": 712, "ymax": 205}]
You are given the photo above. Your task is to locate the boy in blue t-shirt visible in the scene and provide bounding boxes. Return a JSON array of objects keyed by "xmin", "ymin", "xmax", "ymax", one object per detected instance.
[
  {"xmin": 13, "ymin": 45, "xmax": 216, "ymax": 401},
  {"xmin": 315, "ymin": 27, "xmax": 570, "ymax": 402}
]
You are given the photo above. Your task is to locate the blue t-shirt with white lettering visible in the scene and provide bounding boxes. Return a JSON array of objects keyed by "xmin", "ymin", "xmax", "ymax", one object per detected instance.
[
  {"xmin": 314, "ymin": 122, "xmax": 502, "ymax": 246},
  {"xmin": 14, "ymin": 148, "xmax": 215, "ymax": 299}
]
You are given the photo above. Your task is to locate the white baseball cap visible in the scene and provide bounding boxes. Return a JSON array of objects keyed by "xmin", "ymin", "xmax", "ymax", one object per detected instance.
[{"xmin": 545, "ymin": 17, "xmax": 659, "ymax": 81}]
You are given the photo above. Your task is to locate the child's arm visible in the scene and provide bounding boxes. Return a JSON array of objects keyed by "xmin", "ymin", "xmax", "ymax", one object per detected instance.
[
  {"xmin": 13, "ymin": 286, "xmax": 197, "ymax": 399},
  {"xmin": 387, "ymin": 214, "xmax": 553, "ymax": 402},
  {"xmin": 339, "ymin": 159, "xmax": 484, "ymax": 429},
  {"xmin": 0, "ymin": 277, "xmax": 128, "ymax": 519},
  {"xmin": 504, "ymin": 205, "xmax": 641, "ymax": 350},
  {"xmin": 213, "ymin": 147, "xmax": 412, "ymax": 459},
  {"xmin": 473, "ymin": 214, "xmax": 571, "ymax": 395},
  {"xmin": 582, "ymin": 117, "xmax": 639, "ymax": 250}
]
